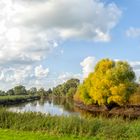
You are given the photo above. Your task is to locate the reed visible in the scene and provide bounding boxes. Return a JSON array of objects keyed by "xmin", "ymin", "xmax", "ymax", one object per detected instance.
[{"xmin": 0, "ymin": 108, "xmax": 140, "ymax": 139}]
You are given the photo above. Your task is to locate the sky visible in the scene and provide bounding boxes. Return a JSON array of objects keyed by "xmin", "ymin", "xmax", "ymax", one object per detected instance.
[{"xmin": 0, "ymin": 0, "xmax": 140, "ymax": 90}]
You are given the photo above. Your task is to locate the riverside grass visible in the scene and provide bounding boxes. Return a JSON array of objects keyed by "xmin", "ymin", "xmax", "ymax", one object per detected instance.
[
  {"xmin": 0, "ymin": 95, "xmax": 40, "ymax": 106},
  {"xmin": 0, "ymin": 129, "xmax": 97, "ymax": 140},
  {"xmin": 0, "ymin": 109, "xmax": 140, "ymax": 139},
  {"xmin": 0, "ymin": 95, "xmax": 39, "ymax": 101}
]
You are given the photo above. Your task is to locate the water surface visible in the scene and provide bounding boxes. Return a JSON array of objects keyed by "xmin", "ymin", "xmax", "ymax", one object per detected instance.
[{"xmin": 8, "ymin": 97, "xmax": 81, "ymax": 116}]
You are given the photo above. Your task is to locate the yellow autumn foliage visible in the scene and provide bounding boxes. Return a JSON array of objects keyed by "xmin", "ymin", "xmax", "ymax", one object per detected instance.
[{"xmin": 74, "ymin": 59, "xmax": 137, "ymax": 106}]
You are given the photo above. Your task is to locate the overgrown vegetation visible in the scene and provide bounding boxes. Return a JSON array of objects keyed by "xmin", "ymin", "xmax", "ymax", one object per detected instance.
[
  {"xmin": 0, "ymin": 108, "xmax": 140, "ymax": 140},
  {"xmin": 74, "ymin": 59, "xmax": 138, "ymax": 107}
]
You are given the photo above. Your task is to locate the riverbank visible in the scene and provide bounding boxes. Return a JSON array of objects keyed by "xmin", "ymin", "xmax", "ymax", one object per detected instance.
[
  {"xmin": 0, "ymin": 95, "xmax": 40, "ymax": 106},
  {"xmin": 75, "ymin": 101, "xmax": 140, "ymax": 118},
  {"xmin": 0, "ymin": 108, "xmax": 140, "ymax": 139}
]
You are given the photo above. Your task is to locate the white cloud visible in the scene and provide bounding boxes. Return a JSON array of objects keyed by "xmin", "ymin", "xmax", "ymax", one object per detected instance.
[
  {"xmin": 0, "ymin": 0, "xmax": 59, "ymax": 66},
  {"xmin": 0, "ymin": 0, "xmax": 121, "ymax": 89},
  {"xmin": 80, "ymin": 57, "xmax": 96, "ymax": 78},
  {"xmin": 0, "ymin": 65, "xmax": 50, "ymax": 90},
  {"xmin": 21, "ymin": 0, "xmax": 121, "ymax": 42},
  {"xmin": 35, "ymin": 65, "xmax": 49, "ymax": 78},
  {"xmin": 0, "ymin": 66, "xmax": 33, "ymax": 89},
  {"xmin": 129, "ymin": 61, "xmax": 140, "ymax": 81},
  {"xmin": 129, "ymin": 61, "xmax": 140, "ymax": 70},
  {"xmin": 126, "ymin": 27, "xmax": 140, "ymax": 38}
]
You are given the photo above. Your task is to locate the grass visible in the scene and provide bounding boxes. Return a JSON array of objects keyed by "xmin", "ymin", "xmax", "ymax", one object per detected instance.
[
  {"xmin": 0, "ymin": 108, "xmax": 140, "ymax": 139},
  {"xmin": 0, "ymin": 95, "xmax": 40, "ymax": 105},
  {"xmin": 0, "ymin": 95, "xmax": 38, "ymax": 100},
  {"xmin": 0, "ymin": 129, "xmax": 100, "ymax": 140}
]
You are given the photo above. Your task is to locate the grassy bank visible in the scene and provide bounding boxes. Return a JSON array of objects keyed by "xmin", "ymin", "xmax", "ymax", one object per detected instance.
[
  {"xmin": 0, "ymin": 109, "xmax": 140, "ymax": 139},
  {"xmin": 0, "ymin": 95, "xmax": 40, "ymax": 106},
  {"xmin": 0, "ymin": 129, "xmax": 98, "ymax": 140}
]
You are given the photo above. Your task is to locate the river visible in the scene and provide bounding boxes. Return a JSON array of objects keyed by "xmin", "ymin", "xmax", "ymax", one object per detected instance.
[{"xmin": 8, "ymin": 97, "xmax": 87, "ymax": 116}]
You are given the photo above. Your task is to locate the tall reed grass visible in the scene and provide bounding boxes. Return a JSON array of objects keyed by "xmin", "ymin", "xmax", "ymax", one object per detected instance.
[{"xmin": 0, "ymin": 108, "xmax": 140, "ymax": 139}]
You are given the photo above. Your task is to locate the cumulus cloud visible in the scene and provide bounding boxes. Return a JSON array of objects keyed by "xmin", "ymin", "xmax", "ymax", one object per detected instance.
[
  {"xmin": 21, "ymin": 0, "xmax": 121, "ymax": 42},
  {"xmin": 126, "ymin": 27, "xmax": 140, "ymax": 38},
  {"xmin": 80, "ymin": 57, "xmax": 96, "ymax": 78},
  {"xmin": 35, "ymin": 65, "xmax": 49, "ymax": 78},
  {"xmin": 129, "ymin": 61, "xmax": 140, "ymax": 81},
  {"xmin": 0, "ymin": 66, "xmax": 33, "ymax": 90},
  {"xmin": 52, "ymin": 72, "xmax": 82, "ymax": 86},
  {"xmin": 0, "ymin": 65, "xmax": 50, "ymax": 90},
  {"xmin": 0, "ymin": 0, "xmax": 121, "ymax": 89},
  {"xmin": 129, "ymin": 61, "xmax": 140, "ymax": 70},
  {"xmin": 0, "ymin": 0, "xmax": 59, "ymax": 66}
]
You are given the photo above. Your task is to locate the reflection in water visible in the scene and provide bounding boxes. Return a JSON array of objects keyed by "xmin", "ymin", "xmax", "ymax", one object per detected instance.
[{"xmin": 8, "ymin": 97, "xmax": 80, "ymax": 116}]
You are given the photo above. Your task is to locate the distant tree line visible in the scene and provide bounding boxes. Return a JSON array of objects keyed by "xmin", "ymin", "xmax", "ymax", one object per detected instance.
[
  {"xmin": 0, "ymin": 85, "xmax": 51, "ymax": 97},
  {"xmin": 0, "ymin": 78, "xmax": 80, "ymax": 98}
]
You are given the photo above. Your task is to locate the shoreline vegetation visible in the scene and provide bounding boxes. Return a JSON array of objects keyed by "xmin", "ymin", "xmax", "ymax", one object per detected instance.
[
  {"xmin": 0, "ymin": 85, "xmax": 49, "ymax": 106},
  {"xmin": 0, "ymin": 95, "xmax": 40, "ymax": 106},
  {"xmin": 0, "ymin": 108, "xmax": 140, "ymax": 140}
]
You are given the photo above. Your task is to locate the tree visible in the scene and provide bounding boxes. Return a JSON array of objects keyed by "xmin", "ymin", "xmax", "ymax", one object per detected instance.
[
  {"xmin": 46, "ymin": 88, "xmax": 52, "ymax": 95},
  {"xmin": 66, "ymin": 87, "xmax": 77, "ymax": 98},
  {"xmin": 7, "ymin": 89, "xmax": 14, "ymax": 95},
  {"xmin": 74, "ymin": 59, "xmax": 137, "ymax": 107},
  {"xmin": 13, "ymin": 85, "xmax": 27, "ymax": 95},
  {"xmin": 0, "ymin": 90, "xmax": 5, "ymax": 96},
  {"xmin": 37, "ymin": 88, "xmax": 47, "ymax": 97},
  {"xmin": 52, "ymin": 79, "xmax": 80, "ymax": 97},
  {"xmin": 28, "ymin": 87, "xmax": 37, "ymax": 95}
]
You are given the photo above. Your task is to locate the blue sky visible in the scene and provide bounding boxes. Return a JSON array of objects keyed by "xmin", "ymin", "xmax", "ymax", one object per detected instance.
[
  {"xmin": 0, "ymin": 0, "xmax": 140, "ymax": 90},
  {"xmin": 46, "ymin": 0, "xmax": 140, "ymax": 76}
]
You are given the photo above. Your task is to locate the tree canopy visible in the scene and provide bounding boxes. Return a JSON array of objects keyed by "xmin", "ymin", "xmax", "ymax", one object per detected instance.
[
  {"xmin": 74, "ymin": 59, "xmax": 137, "ymax": 106},
  {"xmin": 13, "ymin": 85, "xmax": 27, "ymax": 95},
  {"xmin": 52, "ymin": 79, "xmax": 80, "ymax": 98}
]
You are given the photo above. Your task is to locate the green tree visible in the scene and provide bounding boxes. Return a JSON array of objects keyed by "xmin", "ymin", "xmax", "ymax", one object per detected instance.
[
  {"xmin": 0, "ymin": 90, "xmax": 5, "ymax": 96},
  {"xmin": 75, "ymin": 59, "xmax": 137, "ymax": 107},
  {"xmin": 46, "ymin": 88, "xmax": 52, "ymax": 95},
  {"xmin": 28, "ymin": 87, "xmax": 37, "ymax": 95},
  {"xmin": 13, "ymin": 85, "xmax": 27, "ymax": 95},
  {"xmin": 66, "ymin": 87, "xmax": 77, "ymax": 98},
  {"xmin": 52, "ymin": 79, "xmax": 80, "ymax": 97},
  {"xmin": 37, "ymin": 88, "xmax": 47, "ymax": 97},
  {"xmin": 7, "ymin": 89, "xmax": 14, "ymax": 95}
]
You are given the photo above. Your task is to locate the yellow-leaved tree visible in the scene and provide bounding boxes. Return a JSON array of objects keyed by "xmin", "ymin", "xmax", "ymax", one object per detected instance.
[{"xmin": 74, "ymin": 59, "xmax": 137, "ymax": 107}]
